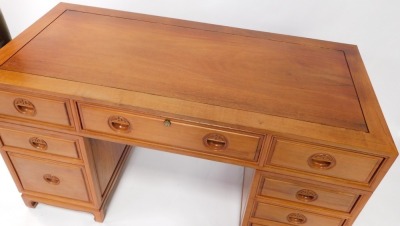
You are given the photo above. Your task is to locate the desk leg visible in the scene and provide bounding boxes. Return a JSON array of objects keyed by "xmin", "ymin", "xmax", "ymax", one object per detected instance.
[
  {"xmin": 92, "ymin": 209, "xmax": 105, "ymax": 222},
  {"xmin": 22, "ymin": 195, "xmax": 38, "ymax": 208}
]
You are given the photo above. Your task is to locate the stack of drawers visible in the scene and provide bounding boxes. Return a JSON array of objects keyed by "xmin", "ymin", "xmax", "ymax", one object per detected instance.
[
  {"xmin": 0, "ymin": 90, "xmax": 131, "ymax": 222},
  {"xmin": 243, "ymin": 137, "xmax": 383, "ymax": 226}
]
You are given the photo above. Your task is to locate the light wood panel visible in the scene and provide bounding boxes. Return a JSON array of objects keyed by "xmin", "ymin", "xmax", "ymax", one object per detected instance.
[
  {"xmin": 8, "ymin": 152, "xmax": 90, "ymax": 202},
  {"xmin": 79, "ymin": 102, "xmax": 263, "ymax": 162},
  {"xmin": 0, "ymin": 90, "xmax": 73, "ymax": 128},
  {"xmin": 0, "ymin": 127, "xmax": 79, "ymax": 159},
  {"xmin": 241, "ymin": 168, "xmax": 255, "ymax": 222},
  {"xmin": 253, "ymin": 202, "xmax": 345, "ymax": 226},
  {"xmin": 259, "ymin": 177, "xmax": 360, "ymax": 212},
  {"xmin": 267, "ymin": 138, "xmax": 383, "ymax": 184},
  {"xmin": 89, "ymin": 139, "xmax": 126, "ymax": 196}
]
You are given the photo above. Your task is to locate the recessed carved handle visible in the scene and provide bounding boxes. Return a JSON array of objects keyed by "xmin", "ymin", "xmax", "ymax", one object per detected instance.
[
  {"xmin": 296, "ymin": 189, "xmax": 318, "ymax": 202},
  {"xmin": 43, "ymin": 174, "xmax": 60, "ymax": 185},
  {"xmin": 29, "ymin": 137, "xmax": 48, "ymax": 151},
  {"xmin": 14, "ymin": 98, "xmax": 36, "ymax": 116},
  {"xmin": 308, "ymin": 153, "xmax": 336, "ymax": 170},
  {"xmin": 203, "ymin": 133, "xmax": 228, "ymax": 150},
  {"xmin": 287, "ymin": 213, "xmax": 307, "ymax": 224},
  {"xmin": 108, "ymin": 115, "xmax": 131, "ymax": 133}
]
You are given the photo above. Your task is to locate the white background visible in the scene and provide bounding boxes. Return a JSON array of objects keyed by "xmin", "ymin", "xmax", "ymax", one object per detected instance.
[{"xmin": 0, "ymin": 0, "xmax": 399, "ymax": 225}]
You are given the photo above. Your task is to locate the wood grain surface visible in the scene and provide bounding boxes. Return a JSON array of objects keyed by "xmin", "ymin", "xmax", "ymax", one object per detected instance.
[
  {"xmin": 1, "ymin": 10, "xmax": 366, "ymax": 131},
  {"xmin": 0, "ymin": 3, "xmax": 397, "ymax": 225}
]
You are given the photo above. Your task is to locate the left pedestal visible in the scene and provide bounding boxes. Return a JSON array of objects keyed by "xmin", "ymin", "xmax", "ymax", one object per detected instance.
[{"xmin": 0, "ymin": 122, "xmax": 131, "ymax": 222}]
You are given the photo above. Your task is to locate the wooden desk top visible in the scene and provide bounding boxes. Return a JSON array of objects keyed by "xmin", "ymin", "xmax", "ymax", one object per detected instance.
[{"xmin": 0, "ymin": 3, "xmax": 396, "ymax": 157}]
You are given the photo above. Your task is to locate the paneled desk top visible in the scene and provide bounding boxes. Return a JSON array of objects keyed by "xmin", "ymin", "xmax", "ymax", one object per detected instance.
[
  {"xmin": 2, "ymin": 9, "xmax": 363, "ymax": 131},
  {"xmin": 0, "ymin": 4, "xmax": 395, "ymax": 156}
]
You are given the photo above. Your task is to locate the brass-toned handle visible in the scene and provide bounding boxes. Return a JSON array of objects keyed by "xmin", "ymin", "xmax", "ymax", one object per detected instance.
[
  {"xmin": 296, "ymin": 189, "xmax": 318, "ymax": 202},
  {"xmin": 29, "ymin": 137, "xmax": 48, "ymax": 151},
  {"xmin": 163, "ymin": 119, "xmax": 172, "ymax": 127},
  {"xmin": 108, "ymin": 115, "xmax": 131, "ymax": 133},
  {"xmin": 308, "ymin": 153, "xmax": 336, "ymax": 170},
  {"xmin": 14, "ymin": 98, "xmax": 36, "ymax": 116},
  {"xmin": 203, "ymin": 133, "xmax": 228, "ymax": 150},
  {"xmin": 43, "ymin": 174, "xmax": 60, "ymax": 185},
  {"xmin": 287, "ymin": 213, "xmax": 307, "ymax": 224}
]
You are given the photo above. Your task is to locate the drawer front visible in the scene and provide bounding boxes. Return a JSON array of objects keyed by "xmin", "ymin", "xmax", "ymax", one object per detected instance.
[
  {"xmin": 253, "ymin": 202, "xmax": 344, "ymax": 226},
  {"xmin": 0, "ymin": 127, "xmax": 80, "ymax": 159},
  {"xmin": 0, "ymin": 90, "xmax": 72, "ymax": 128},
  {"xmin": 79, "ymin": 103, "xmax": 262, "ymax": 162},
  {"xmin": 8, "ymin": 153, "xmax": 89, "ymax": 202},
  {"xmin": 259, "ymin": 176, "xmax": 359, "ymax": 212},
  {"xmin": 266, "ymin": 138, "xmax": 383, "ymax": 183}
]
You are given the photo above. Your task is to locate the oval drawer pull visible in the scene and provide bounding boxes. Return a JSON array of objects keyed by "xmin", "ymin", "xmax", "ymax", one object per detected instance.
[
  {"xmin": 108, "ymin": 115, "xmax": 131, "ymax": 133},
  {"xmin": 14, "ymin": 98, "xmax": 36, "ymax": 116},
  {"xmin": 203, "ymin": 133, "xmax": 228, "ymax": 150},
  {"xmin": 296, "ymin": 189, "xmax": 318, "ymax": 202},
  {"xmin": 308, "ymin": 153, "xmax": 336, "ymax": 170},
  {"xmin": 43, "ymin": 174, "xmax": 60, "ymax": 185},
  {"xmin": 29, "ymin": 137, "xmax": 48, "ymax": 150},
  {"xmin": 287, "ymin": 213, "xmax": 307, "ymax": 224}
]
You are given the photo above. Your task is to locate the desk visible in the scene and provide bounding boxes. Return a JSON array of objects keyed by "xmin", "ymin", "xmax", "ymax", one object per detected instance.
[{"xmin": 0, "ymin": 3, "xmax": 397, "ymax": 226}]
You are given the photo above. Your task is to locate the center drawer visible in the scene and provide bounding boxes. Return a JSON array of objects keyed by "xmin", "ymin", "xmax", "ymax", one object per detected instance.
[{"xmin": 78, "ymin": 103, "xmax": 263, "ymax": 162}]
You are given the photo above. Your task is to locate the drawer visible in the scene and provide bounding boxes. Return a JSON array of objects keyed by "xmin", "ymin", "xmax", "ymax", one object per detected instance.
[
  {"xmin": 0, "ymin": 127, "xmax": 80, "ymax": 159},
  {"xmin": 0, "ymin": 90, "xmax": 73, "ymax": 128},
  {"xmin": 266, "ymin": 138, "xmax": 383, "ymax": 183},
  {"xmin": 78, "ymin": 103, "xmax": 263, "ymax": 162},
  {"xmin": 8, "ymin": 152, "xmax": 89, "ymax": 202},
  {"xmin": 253, "ymin": 202, "xmax": 345, "ymax": 226},
  {"xmin": 259, "ymin": 176, "xmax": 360, "ymax": 212}
]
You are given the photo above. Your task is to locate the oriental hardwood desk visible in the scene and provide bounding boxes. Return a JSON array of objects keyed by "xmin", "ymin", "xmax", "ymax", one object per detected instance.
[{"xmin": 0, "ymin": 3, "xmax": 397, "ymax": 226}]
